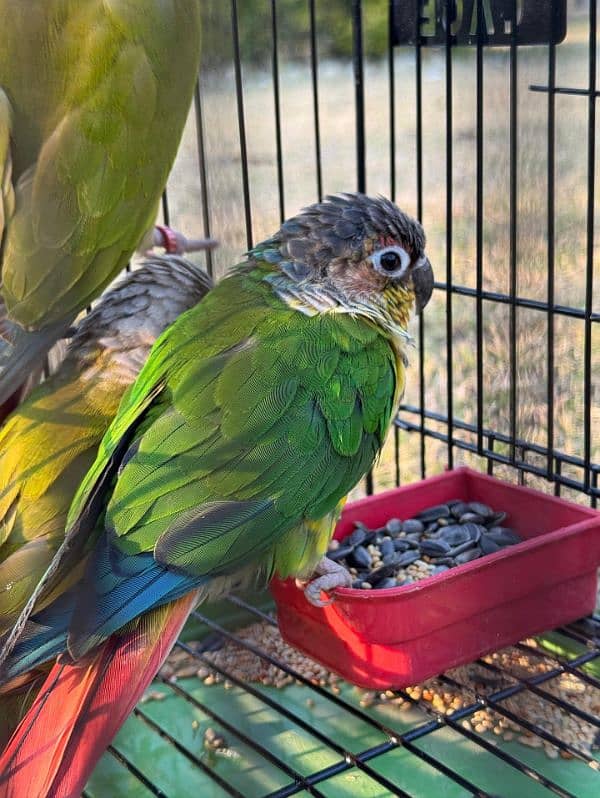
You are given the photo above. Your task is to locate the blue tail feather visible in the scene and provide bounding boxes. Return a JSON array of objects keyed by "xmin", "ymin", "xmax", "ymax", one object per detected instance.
[
  {"xmin": 0, "ymin": 590, "xmax": 72, "ymax": 682},
  {"xmin": 67, "ymin": 533, "xmax": 200, "ymax": 658},
  {"xmin": 0, "ymin": 534, "xmax": 204, "ymax": 682}
]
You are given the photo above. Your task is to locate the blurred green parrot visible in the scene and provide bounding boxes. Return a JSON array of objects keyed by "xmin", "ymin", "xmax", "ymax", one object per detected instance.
[
  {"xmin": 0, "ymin": 254, "xmax": 212, "ymax": 745},
  {"xmin": 0, "ymin": 0, "xmax": 204, "ymax": 404},
  {"xmin": 0, "ymin": 194, "xmax": 433, "ymax": 797}
]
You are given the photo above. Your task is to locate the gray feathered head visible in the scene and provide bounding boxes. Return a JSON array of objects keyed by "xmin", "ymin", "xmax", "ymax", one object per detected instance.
[{"xmin": 253, "ymin": 193, "xmax": 434, "ymax": 315}]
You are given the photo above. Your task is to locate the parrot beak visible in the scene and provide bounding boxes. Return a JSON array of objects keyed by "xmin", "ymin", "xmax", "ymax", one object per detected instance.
[{"xmin": 412, "ymin": 255, "xmax": 434, "ymax": 314}]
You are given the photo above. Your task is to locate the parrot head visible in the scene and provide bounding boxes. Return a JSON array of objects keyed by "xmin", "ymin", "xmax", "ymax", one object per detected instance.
[{"xmin": 254, "ymin": 193, "xmax": 433, "ymax": 335}]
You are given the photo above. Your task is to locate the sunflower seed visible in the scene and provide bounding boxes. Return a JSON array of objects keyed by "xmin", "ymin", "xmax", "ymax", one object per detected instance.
[
  {"xmin": 350, "ymin": 545, "xmax": 372, "ymax": 569},
  {"xmin": 402, "ymin": 519, "xmax": 425, "ymax": 535},
  {"xmin": 420, "ymin": 539, "xmax": 452, "ymax": 557},
  {"xmin": 385, "ymin": 518, "xmax": 403, "ymax": 535},
  {"xmin": 417, "ymin": 504, "xmax": 450, "ymax": 522}
]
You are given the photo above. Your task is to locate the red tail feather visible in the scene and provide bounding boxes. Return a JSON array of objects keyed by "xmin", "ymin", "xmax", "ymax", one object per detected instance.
[{"xmin": 0, "ymin": 592, "xmax": 198, "ymax": 798}]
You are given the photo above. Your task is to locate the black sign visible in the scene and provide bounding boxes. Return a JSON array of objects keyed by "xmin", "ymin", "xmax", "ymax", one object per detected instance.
[{"xmin": 391, "ymin": 1, "xmax": 567, "ymax": 46}]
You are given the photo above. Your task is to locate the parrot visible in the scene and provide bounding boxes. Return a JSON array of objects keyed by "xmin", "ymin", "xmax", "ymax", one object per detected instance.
[
  {"xmin": 0, "ymin": 193, "xmax": 434, "ymax": 797},
  {"xmin": 0, "ymin": 254, "xmax": 212, "ymax": 745},
  {"xmin": 0, "ymin": 227, "xmax": 218, "ymax": 426},
  {"xmin": 0, "ymin": 0, "xmax": 205, "ymax": 405}
]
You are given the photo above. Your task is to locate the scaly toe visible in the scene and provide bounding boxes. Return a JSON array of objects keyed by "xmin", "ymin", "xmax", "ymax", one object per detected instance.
[{"xmin": 302, "ymin": 566, "xmax": 352, "ymax": 607}]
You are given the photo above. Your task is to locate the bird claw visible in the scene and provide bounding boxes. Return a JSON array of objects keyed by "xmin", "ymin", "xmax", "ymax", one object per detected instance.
[{"xmin": 297, "ymin": 557, "xmax": 352, "ymax": 607}]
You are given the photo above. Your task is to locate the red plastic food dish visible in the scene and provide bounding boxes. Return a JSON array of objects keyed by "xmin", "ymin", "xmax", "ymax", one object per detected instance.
[{"xmin": 270, "ymin": 467, "xmax": 600, "ymax": 688}]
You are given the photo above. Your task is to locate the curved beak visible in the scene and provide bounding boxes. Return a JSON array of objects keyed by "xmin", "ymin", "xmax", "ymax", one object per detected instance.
[{"xmin": 412, "ymin": 256, "xmax": 434, "ymax": 314}]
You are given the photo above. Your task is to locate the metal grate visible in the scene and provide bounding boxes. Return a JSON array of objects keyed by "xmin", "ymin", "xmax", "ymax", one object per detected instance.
[
  {"xmin": 87, "ymin": 1, "xmax": 599, "ymax": 795},
  {"xmin": 89, "ymin": 596, "xmax": 600, "ymax": 797}
]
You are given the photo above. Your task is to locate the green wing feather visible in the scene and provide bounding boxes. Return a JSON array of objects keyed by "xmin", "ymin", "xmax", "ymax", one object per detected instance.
[{"xmin": 0, "ymin": 0, "xmax": 201, "ymax": 326}]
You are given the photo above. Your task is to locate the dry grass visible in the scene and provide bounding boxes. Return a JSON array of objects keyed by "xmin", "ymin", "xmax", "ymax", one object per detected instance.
[{"xmin": 164, "ymin": 5, "xmax": 599, "ymax": 500}]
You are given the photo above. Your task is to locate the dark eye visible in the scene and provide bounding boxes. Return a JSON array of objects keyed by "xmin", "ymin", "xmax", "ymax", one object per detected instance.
[{"xmin": 380, "ymin": 251, "xmax": 401, "ymax": 272}]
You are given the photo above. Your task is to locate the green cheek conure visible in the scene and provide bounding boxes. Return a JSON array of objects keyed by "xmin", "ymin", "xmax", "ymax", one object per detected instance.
[{"xmin": 0, "ymin": 194, "xmax": 433, "ymax": 797}]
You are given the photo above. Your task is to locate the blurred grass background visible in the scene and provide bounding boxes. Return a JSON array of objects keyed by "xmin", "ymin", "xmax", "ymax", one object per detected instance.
[{"xmin": 161, "ymin": 0, "xmax": 599, "ymax": 504}]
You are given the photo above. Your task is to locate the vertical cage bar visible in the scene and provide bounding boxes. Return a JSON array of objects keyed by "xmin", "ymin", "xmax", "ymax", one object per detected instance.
[
  {"xmin": 444, "ymin": 0, "xmax": 454, "ymax": 469},
  {"xmin": 487, "ymin": 434, "xmax": 495, "ymax": 475},
  {"xmin": 193, "ymin": 81, "xmax": 215, "ymax": 278},
  {"xmin": 415, "ymin": 1, "xmax": 426, "ymax": 479},
  {"xmin": 308, "ymin": 0, "xmax": 323, "ymax": 201},
  {"xmin": 583, "ymin": 0, "xmax": 597, "ymax": 491},
  {"xmin": 231, "ymin": 0, "xmax": 253, "ymax": 249},
  {"xmin": 388, "ymin": 0, "xmax": 396, "ymax": 200},
  {"xmin": 394, "ymin": 424, "xmax": 401, "ymax": 486},
  {"xmin": 546, "ymin": 13, "xmax": 557, "ymax": 478},
  {"xmin": 271, "ymin": 0, "xmax": 285, "ymax": 223},
  {"xmin": 387, "ymin": 0, "xmax": 400, "ymax": 487},
  {"xmin": 161, "ymin": 191, "xmax": 170, "ymax": 227},
  {"xmin": 475, "ymin": 1, "xmax": 484, "ymax": 453},
  {"xmin": 352, "ymin": 0, "xmax": 366, "ymax": 194},
  {"xmin": 508, "ymin": 0, "xmax": 519, "ymax": 462},
  {"xmin": 352, "ymin": 0, "xmax": 371, "ymax": 494}
]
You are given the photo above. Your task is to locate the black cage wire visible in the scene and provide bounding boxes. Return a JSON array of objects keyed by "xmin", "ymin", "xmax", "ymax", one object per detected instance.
[{"xmin": 85, "ymin": 1, "xmax": 600, "ymax": 796}]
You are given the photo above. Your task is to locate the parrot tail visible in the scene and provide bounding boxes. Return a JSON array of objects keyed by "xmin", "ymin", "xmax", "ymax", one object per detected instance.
[
  {"xmin": 0, "ymin": 314, "xmax": 69, "ymax": 411},
  {"xmin": 0, "ymin": 591, "xmax": 198, "ymax": 798}
]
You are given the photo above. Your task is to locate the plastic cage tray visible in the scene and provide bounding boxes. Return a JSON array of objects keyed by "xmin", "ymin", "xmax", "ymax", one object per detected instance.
[{"xmin": 271, "ymin": 467, "xmax": 600, "ymax": 688}]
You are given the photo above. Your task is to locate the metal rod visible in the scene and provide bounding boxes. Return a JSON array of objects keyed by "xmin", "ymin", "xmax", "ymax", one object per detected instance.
[
  {"xmin": 429, "ymin": 281, "xmax": 600, "ymax": 322},
  {"xmin": 474, "ymin": 657, "xmax": 600, "ymax": 728},
  {"xmin": 529, "ymin": 84, "xmax": 600, "ymax": 97},
  {"xmin": 308, "ymin": 0, "xmax": 323, "ymax": 200},
  {"xmin": 193, "ymin": 79, "xmax": 215, "ymax": 277},
  {"xmin": 106, "ymin": 745, "xmax": 168, "ymax": 797},
  {"xmin": 508, "ymin": 0, "xmax": 518, "ymax": 463},
  {"xmin": 515, "ymin": 641, "xmax": 600, "ymax": 690},
  {"xmin": 132, "ymin": 707, "xmax": 245, "ymax": 797},
  {"xmin": 161, "ymin": 677, "xmax": 324, "ymax": 796},
  {"xmin": 388, "ymin": 0, "xmax": 396, "ymax": 200},
  {"xmin": 583, "ymin": 0, "xmax": 597, "ymax": 490},
  {"xmin": 396, "ymin": 407, "xmax": 600, "ymax": 497},
  {"xmin": 444, "ymin": 0, "xmax": 454, "ymax": 470},
  {"xmin": 271, "ymin": 0, "xmax": 285, "ymax": 223},
  {"xmin": 546, "ymin": 14, "xmax": 557, "ymax": 476},
  {"xmin": 231, "ymin": 0, "xmax": 253, "ymax": 249},
  {"xmin": 191, "ymin": 606, "xmax": 493, "ymax": 796},
  {"xmin": 415, "ymin": 0, "xmax": 426, "ymax": 479},
  {"xmin": 161, "ymin": 190, "xmax": 170, "ymax": 228},
  {"xmin": 182, "ymin": 619, "xmax": 411, "ymax": 796},
  {"xmin": 352, "ymin": 0, "xmax": 366, "ymax": 194},
  {"xmin": 396, "ymin": 685, "xmax": 576, "ymax": 798},
  {"xmin": 441, "ymin": 671, "xmax": 599, "ymax": 769},
  {"xmin": 475, "ymin": 0, "xmax": 484, "ymax": 454}
]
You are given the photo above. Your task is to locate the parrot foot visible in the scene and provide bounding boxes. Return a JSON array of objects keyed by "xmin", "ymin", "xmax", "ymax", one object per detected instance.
[
  {"xmin": 153, "ymin": 225, "xmax": 219, "ymax": 255},
  {"xmin": 296, "ymin": 557, "xmax": 352, "ymax": 607}
]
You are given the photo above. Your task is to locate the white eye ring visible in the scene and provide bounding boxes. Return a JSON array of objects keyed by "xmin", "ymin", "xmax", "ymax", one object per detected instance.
[{"xmin": 370, "ymin": 246, "xmax": 411, "ymax": 277}]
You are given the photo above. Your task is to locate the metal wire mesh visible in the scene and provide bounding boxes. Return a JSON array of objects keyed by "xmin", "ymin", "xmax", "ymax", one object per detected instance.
[{"xmin": 87, "ymin": 1, "xmax": 600, "ymax": 795}]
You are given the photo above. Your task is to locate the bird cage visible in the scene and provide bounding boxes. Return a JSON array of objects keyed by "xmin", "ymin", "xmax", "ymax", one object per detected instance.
[{"xmin": 45, "ymin": 0, "xmax": 600, "ymax": 794}]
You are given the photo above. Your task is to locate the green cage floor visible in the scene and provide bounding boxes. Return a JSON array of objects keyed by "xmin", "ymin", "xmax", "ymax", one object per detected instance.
[{"xmin": 86, "ymin": 596, "xmax": 600, "ymax": 798}]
